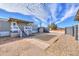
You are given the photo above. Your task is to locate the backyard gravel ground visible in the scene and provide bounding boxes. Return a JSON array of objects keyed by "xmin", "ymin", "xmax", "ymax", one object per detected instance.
[{"xmin": 0, "ymin": 30, "xmax": 79, "ymax": 56}]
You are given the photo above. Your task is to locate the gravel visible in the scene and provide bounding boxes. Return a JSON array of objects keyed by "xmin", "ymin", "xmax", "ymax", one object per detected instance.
[
  {"xmin": 0, "ymin": 33, "xmax": 79, "ymax": 56},
  {"xmin": 46, "ymin": 34, "xmax": 79, "ymax": 56}
]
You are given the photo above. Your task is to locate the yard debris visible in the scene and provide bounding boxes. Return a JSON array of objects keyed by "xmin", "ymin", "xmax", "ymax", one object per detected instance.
[{"xmin": 53, "ymin": 38, "xmax": 59, "ymax": 43}]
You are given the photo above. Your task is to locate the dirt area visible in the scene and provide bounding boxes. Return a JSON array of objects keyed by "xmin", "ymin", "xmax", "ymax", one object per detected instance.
[
  {"xmin": 0, "ymin": 39, "xmax": 49, "ymax": 56},
  {"xmin": 0, "ymin": 33, "xmax": 57, "ymax": 45},
  {"xmin": 32, "ymin": 34, "xmax": 56, "ymax": 41},
  {"xmin": 46, "ymin": 34, "xmax": 79, "ymax": 56},
  {"xmin": 0, "ymin": 37, "xmax": 22, "ymax": 45},
  {"xmin": 0, "ymin": 31, "xmax": 79, "ymax": 56}
]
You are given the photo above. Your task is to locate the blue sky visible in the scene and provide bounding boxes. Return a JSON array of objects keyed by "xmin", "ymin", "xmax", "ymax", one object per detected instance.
[{"xmin": 0, "ymin": 3, "xmax": 79, "ymax": 28}]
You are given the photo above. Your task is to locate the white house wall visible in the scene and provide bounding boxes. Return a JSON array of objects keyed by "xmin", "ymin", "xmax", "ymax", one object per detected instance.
[
  {"xmin": 0, "ymin": 31, "xmax": 10, "ymax": 37},
  {"xmin": 0, "ymin": 21, "xmax": 10, "ymax": 37},
  {"xmin": 0, "ymin": 21, "xmax": 10, "ymax": 31}
]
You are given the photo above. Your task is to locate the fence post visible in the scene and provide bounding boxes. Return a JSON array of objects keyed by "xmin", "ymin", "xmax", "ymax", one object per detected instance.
[
  {"xmin": 76, "ymin": 25, "xmax": 78, "ymax": 40},
  {"xmin": 72, "ymin": 26, "xmax": 74, "ymax": 36},
  {"xmin": 65, "ymin": 28, "xmax": 67, "ymax": 34}
]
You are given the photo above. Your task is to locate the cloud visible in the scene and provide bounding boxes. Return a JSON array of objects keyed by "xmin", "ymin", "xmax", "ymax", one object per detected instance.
[
  {"xmin": 25, "ymin": 4, "xmax": 48, "ymax": 20},
  {"xmin": 47, "ymin": 4, "xmax": 79, "ymax": 24},
  {"xmin": 55, "ymin": 5, "xmax": 75, "ymax": 24},
  {"xmin": 0, "ymin": 3, "xmax": 79, "ymax": 26},
  {"xmin": 0, "ymin": 3, "xmax": 48, "ymax": 21},
  {"xmin": 0, "ymin": 3, "xmax": 31, "ymax": 15},
  {"xmin": 48, "ymin": 4, "xmax": 58, "ymax": 22}
]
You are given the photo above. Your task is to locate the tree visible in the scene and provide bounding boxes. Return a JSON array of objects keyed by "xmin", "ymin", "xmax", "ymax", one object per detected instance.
[{"xmin": 48, "ymin": 23, "xmax": 57, "ymax": 30}]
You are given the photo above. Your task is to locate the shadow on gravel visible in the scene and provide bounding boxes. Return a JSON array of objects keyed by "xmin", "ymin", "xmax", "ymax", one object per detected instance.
[{"xmin": 32, "ymin": 35, "xmax": 56, "ymax": 41}]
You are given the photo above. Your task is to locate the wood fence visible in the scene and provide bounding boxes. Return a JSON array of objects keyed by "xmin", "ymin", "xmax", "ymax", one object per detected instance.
[{"xmin": 65, "ymin": 25, "xmax": 78, "ymax": 40}]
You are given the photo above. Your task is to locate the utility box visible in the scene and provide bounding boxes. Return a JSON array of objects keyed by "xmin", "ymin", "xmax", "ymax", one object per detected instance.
[
  {"xmin": 38, "ymin": 27, "xmax": 49, "ymax": 33},
  {"xmin": 38, "ymin": 27, "xmax": 44, "ymax": 33}
]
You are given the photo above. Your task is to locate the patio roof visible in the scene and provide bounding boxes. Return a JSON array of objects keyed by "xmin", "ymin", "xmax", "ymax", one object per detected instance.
[{"xmin": 8, "ymin": 18, "xmax": 33, "ymax": 24}]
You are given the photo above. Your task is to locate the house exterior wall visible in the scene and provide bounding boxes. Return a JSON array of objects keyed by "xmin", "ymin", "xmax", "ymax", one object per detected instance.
[
  {"xmin": 17, "ymin": 23, "xmax": 26, "ymax": 31},
  {"xmin": 0, "ymin": 18, "xmax": 34, "ymax": 37},
  {"xmin": 8, "ymin": 18, "xmax": 33, "ymax": 32},
  {"xmin": 10, "ymin": 20, "xmax": 33, "ymax": 30},
  {"xmin": 0, "ymin": 21, "xmax": 10, "ymax": 31},
  {"xmin": 0, "ymin": 21, "xmax": 10, "ymax": 37},
  {"xmin": 17, "ymin": 22, "xmax": 33, "ymax": 31}
]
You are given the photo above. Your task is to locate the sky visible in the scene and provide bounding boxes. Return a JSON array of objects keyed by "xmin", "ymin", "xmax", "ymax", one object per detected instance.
[{"xmin": 0, "ymin": 3, "xmax": 79, "ymax": 28}]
